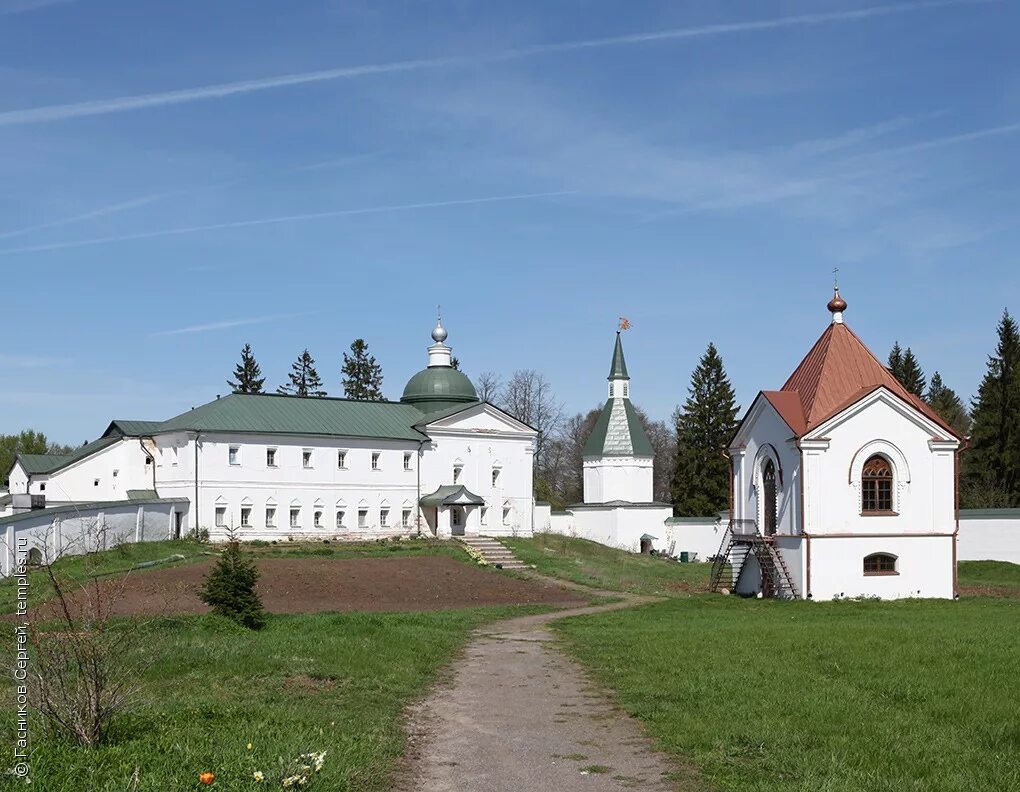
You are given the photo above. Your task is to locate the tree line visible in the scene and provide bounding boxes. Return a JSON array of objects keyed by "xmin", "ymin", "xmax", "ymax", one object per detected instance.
[{"xmin": 228, "ymin": 340, "xmax": 385, "ymax": 400}]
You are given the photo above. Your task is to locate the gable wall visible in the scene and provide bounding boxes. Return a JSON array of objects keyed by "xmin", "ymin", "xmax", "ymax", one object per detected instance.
[{"xmin": 731, "ymin": 400, "xmax": 802, "ymax": 535}]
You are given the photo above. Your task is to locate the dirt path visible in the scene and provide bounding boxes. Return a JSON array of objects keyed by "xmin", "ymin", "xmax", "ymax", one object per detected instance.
[{"xmin": 396, "ymin": 583, "xmax": 684, "ymax": 791}]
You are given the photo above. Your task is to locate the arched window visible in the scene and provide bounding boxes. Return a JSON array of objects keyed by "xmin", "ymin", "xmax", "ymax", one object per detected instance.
[
  {"xmin": 863, "ymin": 553, "xmax": 897, "ymax": 576},
  {"xmin": 762, "ymin": 458, "xmax": 777, "ymax": 536},
  {"xmin": 862, "ymin": 455, "xmax": 894, "ymax": 514}
]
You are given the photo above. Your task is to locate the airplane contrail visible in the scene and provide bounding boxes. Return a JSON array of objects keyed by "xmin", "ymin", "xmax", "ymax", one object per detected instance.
[
  {"xmin": 0, "ymin": 190, "xmax": 573, "ymax": 256},
  {"xmin": 0, "ymin": 1, "xmax": 993, "ymax": 127}
]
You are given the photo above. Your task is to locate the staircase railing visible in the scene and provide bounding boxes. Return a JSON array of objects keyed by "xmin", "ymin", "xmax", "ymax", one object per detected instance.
[{"xmin": 709, "ymin": 519, "xmax": 798, "ymax": 599}]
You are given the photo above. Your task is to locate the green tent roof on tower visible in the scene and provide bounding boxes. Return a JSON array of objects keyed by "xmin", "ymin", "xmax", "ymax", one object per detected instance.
[{"xmin": 584, "ymin": 331, "xmax": 654, "ymax": 458}]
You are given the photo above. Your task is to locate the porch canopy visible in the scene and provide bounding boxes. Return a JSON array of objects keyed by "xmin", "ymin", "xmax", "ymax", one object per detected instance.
[{"xmin": 420, "ymin": 485, "xmax": 485, "ymax": 508}]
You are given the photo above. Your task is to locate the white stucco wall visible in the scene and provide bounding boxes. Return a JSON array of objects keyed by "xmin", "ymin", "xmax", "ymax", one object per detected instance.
[
  {"xmin": 582, "ymin": 456, "xmax": 654, "ymax": 504},
  {"xmin": 563, "ymin": 504, "xmax": 673, "ymax": 553},
  {"xmin": 663, "ymin": 517, "xmax": 726, "ymax": 561},
  {"xmin": 957, "ymin": 511, "xmax": 1020, "ymax": 563},
  {"xmin": 0, "ymin": 499, "xmax": 189, "ymax": 577}
]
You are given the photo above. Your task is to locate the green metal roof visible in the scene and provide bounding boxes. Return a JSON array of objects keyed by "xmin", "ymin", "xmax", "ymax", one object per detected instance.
[
  {"xmin": 582, "ymin": 397, "xmax": 654, "ymax": 458},
  {"xmin": 419, "ymin": 485, "xmax": 485, "ymax": 507},
  {"xmin": 103, "ymin": 420, "xmax": 164, "ymax": 438},
  {"xmin": 158, "ymin": 393, "xmax": 430, "ymax": 441},
  {"xmin": 126, "ymin": 489, "xmax": 160, "ymax": 501},
  {"xmin": 12, "ymin": 436, "xmax": 121, "ymax": 477},
  {"xmin": 608, "ymin": 332, "xmax": 630, "ymax": 380},
  {"xmin": 400, "ymin": 366, "xmax": 478, "ymax": 410}
]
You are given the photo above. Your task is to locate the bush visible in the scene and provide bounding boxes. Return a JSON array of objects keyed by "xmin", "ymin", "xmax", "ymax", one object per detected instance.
[{"xmin": 198, "ymin": 542, "xmax": 266, "ymax": 629}]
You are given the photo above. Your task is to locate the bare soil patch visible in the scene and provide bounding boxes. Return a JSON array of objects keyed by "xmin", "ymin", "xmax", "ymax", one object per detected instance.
[{"xmin": 31, "ymin": 556, "xmax": 585, "ymax": 618}]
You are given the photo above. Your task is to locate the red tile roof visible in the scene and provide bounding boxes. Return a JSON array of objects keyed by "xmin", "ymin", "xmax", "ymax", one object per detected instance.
[{"xmin": 776, "ymin": 321, "xmax": 959, "ymax": 439}]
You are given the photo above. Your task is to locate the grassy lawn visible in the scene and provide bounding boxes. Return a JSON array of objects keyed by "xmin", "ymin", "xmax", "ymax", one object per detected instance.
[
  {"xmin": 556, "ymin": 596, "xmax": 1020, "ymax": 792},
  {"xmin": 0, "ymin": 606, "xmax": 542, "ymax": 791},
  {"xmin": 958, "ymin": 560, "xmax": 1020, "ymax": 595},
  {"xmin": 505, "ymin": 533, "xmax": 710, "ymax": 596}
]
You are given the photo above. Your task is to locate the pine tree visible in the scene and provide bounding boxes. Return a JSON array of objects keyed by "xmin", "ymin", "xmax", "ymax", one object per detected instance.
[
  {"xmin": 670, "ymin": 343, "xmax": 739, "ymax": 517},
  {"xmin": 198, "ymin": 539, "xmax": 266, "ymax": 629},
  {"xmin": 962, "ymin": 309, "xmax": 1020, "ymax": 507},
  {"xmin": 888, "ymin": 342, "xmax": 904, "ymax": 380},
  {"xmin": 926, "ymin": 371, "xmax": 971, "ymax": 437},
  {"xmin": 341, "ymin": 339, "xmax": 384, "ymax": 401},
  {"xmin": 899, "ymin": 348, "xmax": 926, "ymax": 397},
  {"xmin": 277, "ymin": 349, "xmax": 326, "ymax": 397},
  {"xmin": 227, "ymin": 343, "xmax": 266, "ymax": 394}
]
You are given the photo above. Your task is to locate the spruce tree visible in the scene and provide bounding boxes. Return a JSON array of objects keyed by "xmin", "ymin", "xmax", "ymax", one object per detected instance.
[
  {"xmin": 899, "ymin": 348, "xmax": 926, "ymax": 397},
  {"xmin": 198, "ymin": 540, "xmax": 266, "ymax": 629},
  {"xmin": 888, "ymin": 342, "xmax": 904, "ymax": 380},
  {"xmin": 670, "ymin": 343, "xmax": 739, "ymax": 517},
  {"xmin": 277, "ymin": 349, "xmax": 326, "ymax": 397},
  {"xmin": 962, "ymin": 309, "xmax": 1020, "ymax": 507},
  {"xmin": 341, "ymin": 339, "xmax": 384, "ymax": 400},
  {"xmin": 926, "ymin": 371, "xmax": 971, "ymax": 437},
  {"xmin": 227, "ymin": 343, "xmax": 266, "ymax": 394}
]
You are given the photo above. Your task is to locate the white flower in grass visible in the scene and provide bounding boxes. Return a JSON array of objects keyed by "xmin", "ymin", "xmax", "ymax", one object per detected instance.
[{"xmin": 252, "ymin": 770, "xmax": 264, "ymax": 782}]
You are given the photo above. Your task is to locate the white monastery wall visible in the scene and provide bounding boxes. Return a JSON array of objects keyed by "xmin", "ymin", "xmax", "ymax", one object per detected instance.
[{"xmin": 957, "ymin": 511, "xmax": 1020, "ymax": 563}]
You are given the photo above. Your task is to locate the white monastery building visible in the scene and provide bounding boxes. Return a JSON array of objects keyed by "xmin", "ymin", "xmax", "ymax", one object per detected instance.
[
  {"xmin": 721, "ymin": 289, "xmax": 962, "ymax": 600},
  {"xmin": 4, "ymin": 320, "xmax": 538, "ymax": 545}
]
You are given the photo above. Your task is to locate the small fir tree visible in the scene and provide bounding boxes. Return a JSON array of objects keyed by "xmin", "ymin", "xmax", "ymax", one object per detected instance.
[
  {"xmin": 899, "ymin": 347, "xmax": 927, "ymax": 397},
  {"xmin": 228, "ymin": 343, "xmax": 266, "ymax": 394},
  {"xmin": 278, "ymin": 349, "xmax": 326, "ymax": 397},
  {"xmin": 198, "ymin": 539, "xmax": 266, "ymax": 629},
  {"xmin": 926, "ymin": 371, "xmax": 971, "ymax": 437},
  {"xmin": 962, "ymin": 309, "xmax": 1020, "ymax": 507},
  {"xmin": 341, "ymin": 339, "xmax": 384, "ymax": 400},
  {"xmin": 888, "ymin": 342, "xmax": 904, "ymax": 380},
  {"xmin": 671, "ymin": 343, "xmax": 739, "ymax": 517}
]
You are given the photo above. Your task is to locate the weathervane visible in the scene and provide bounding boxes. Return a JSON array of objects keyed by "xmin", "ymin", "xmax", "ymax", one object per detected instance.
[{"xmin": 618, "ymin": 316, "xmax": 631, "ymax": 331}]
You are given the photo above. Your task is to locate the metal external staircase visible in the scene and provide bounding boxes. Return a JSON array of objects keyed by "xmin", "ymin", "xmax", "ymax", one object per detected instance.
[
  {"xmin": 459, "ymin": 536, "xmax": 529, "ymax": 571},
  {"xmin": 709, "ymin": 519, "xmax": 798, "ymax": 599}
]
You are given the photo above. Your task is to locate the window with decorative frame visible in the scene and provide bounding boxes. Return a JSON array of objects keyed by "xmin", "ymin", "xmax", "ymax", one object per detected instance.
[
  {"xmin": 265, "ymin": 507, "xmax": 276, "ymax": 528},
  {"xmin": 336, "ymin": 510, "xmax": 345, "ymax": 529},
  {"xmin": 861, "ymin": 455, "xmax": 894, "ymax": 514},
  {"xmin": 863, "ymin": 552, "xmax": 898, "ymax": 575}
]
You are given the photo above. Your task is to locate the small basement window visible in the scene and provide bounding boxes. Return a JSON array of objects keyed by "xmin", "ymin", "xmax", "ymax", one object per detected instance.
[{"xmin": 864, "ymin": 553, "xmax": 898, "ymax": 576}]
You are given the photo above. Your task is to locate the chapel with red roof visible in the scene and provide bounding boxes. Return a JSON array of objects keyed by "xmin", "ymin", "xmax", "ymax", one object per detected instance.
[{"xmin": 719, "ymin": 288, "xmax": 962, "ymax": 600}]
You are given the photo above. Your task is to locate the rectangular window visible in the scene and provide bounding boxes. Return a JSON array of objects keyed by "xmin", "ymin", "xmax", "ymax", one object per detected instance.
[
  {"xmin": 480, "ymin": 506, "xmax": 488, "ymax": 525},
  {"xmin": 302, "ymin": 450, "xmax": 313, "ymax": 468},
  {"xmin": 401, "ymin": 509, "xmax": 411, "ymax": 528},
  {"xmin": 94, "ymin": 478, "xmax": 100, "ymax": 487},
  {"xmin": 290, "ymin": 508, "xmax": 300, "ymax": 528},
  {"xmin": 314, "ymin": 510, "xmax": 323, "ymax": 528},
  {"xmin": 266, "ymin": 448, "xmax": 277, "ymax": 467},
  {"xmin": 380, "ymin": 508, "xmax": 390, "ymax": 528},
  {"xmin": 403, "ymin": 452, "xmax": 412, "ymax": 471},
  {"xmin": 336, "ymin": 510, "xmax": 345, "ymax": 529},
  {"xmin": 39, "ymin": 483, "xmax": 46, "ymax": 492},
  {"xmin": 372, "ymin": 452, "xmax": 381, "ymax": 470},
  {"xmin": 492, "ymin": 468, "xmax": 500, "ymax": 486},
  {"xmin": 215, "ymin": 506, "xmax": 227, "ymax": 527},
  {"xmin": 228, "ymin": 445, "xmax": 240, "ymax": 465},
  {"xmin": 337, "ymin": 450, "xmax": 347, "ymax": 469},
  {"xmin": 240, "ymin": 506, "xmax": 252, "ymax": 527},
  {"xmin": 358, "ymin": 508, "xmax": 368, "ymax": 528},
  {"xmin": 266, "ymin": 507, "xmax": 276, "ymax": 528}
]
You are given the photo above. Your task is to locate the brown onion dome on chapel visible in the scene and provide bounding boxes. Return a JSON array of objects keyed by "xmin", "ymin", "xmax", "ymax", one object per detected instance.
[{"xmin": 827, "ymin": 288, "xmax": 847, "ymax": 313}]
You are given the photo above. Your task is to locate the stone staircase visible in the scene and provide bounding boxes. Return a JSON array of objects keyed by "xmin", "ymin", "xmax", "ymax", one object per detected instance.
[{"xmin": 459, "ymin": 536, "xmax": 529, "ymax": 570}]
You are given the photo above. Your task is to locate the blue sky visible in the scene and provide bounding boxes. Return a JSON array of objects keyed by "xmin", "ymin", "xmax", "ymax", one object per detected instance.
[{"xmin": 1, "ymin": 0, "xmax": 1017, "ymax": 442}]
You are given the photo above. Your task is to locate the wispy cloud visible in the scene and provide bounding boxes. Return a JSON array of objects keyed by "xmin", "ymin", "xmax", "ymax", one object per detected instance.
[
  {"xmin": 0, "ymin": 194, "xmax": 164, "ymax": 240},
  {"xmin": 0, "ymin": 190, "xmax": 571, "ymax": 256},
  {"xmin": 0, "ymin": 0, "xmax": 73, "ymax": 15},
  {"xmin": 0, "ymin": 0, "xmax": 992, "ymax": 127},
  {"xmin": 0, "ymin": 353, "xmax": 69, "ymax": 367},
  {"xmin": 150, "ymin": 312, "xmax": 314, "ymax": 338}
]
